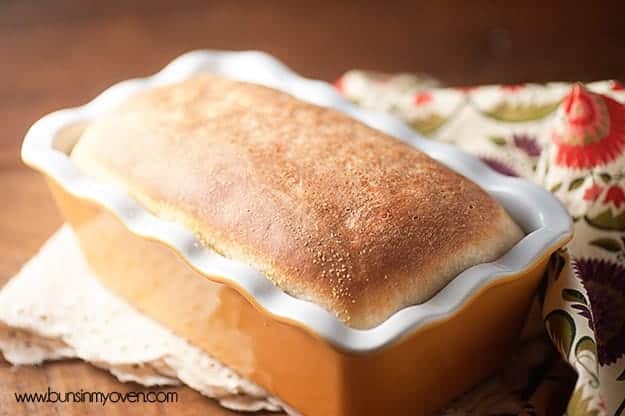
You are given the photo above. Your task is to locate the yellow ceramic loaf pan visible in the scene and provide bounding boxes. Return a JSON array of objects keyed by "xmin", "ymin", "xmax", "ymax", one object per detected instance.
[{"xmin": 22, "ymin": 51, "xmax": 573, "ymax": 416}]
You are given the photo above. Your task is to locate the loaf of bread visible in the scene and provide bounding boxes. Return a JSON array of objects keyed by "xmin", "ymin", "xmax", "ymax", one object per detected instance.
[{"xmin": 71, "ymin": 75, "xmax": 523, "ymax": 329}]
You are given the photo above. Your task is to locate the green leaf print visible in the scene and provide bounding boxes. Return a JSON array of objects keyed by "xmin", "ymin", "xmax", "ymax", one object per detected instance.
[
  {"xmin": 550, "ymin": 182, "xmax": 563, "ymax": 193},
  {"xmin": 408, "ymin": 114, "xmax": 448, "ymax": 137},
  {"xmin": 489, "ymin": 136, "xmax": 507, "ymax": 146},
  {"xmin": 482, "ymin": 100, "xmax": 561, "ymax": 122},
  {"xmin": 567, "ymin": 386, "xmax": 600, "ymax": 416},
  {"xmin": 545, "ymin": 310, "xmax": 576, "ymax": 359},
  {"xmin": 575, "ymin": 336, "xmax": 597, "ymax": 356},
  {"xmin": 562, "ymin": 289, "xmax": 588, "ymax": 305},
  {"xmin": 589, "ymin": 237, "xmax": 623, "ymax": 252},
  {"xmin": 599, "ymin": 173, "xmax": 612, "ymax": 184},
  {"xmin": 575, "ymin": 336, "xmax": 599, "ymax": 388},
  {"xmin": 569, "ymin": 177, "xmax": 586, "ymax": 191},
  {"xmin": 585, "ymin": 209, "xmax": 625, "ymax": 231}
]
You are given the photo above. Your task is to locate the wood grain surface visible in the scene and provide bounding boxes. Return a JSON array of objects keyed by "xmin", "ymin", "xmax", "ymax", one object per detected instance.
[{"xmin": 1, "ymin": 1, "xmax": 624, "ymax": 414}]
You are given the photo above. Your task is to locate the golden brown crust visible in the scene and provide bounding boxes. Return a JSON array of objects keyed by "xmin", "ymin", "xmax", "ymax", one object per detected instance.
[{"xmin": 71, "ymin": 75, "xmax": 523, "ymax": 329}]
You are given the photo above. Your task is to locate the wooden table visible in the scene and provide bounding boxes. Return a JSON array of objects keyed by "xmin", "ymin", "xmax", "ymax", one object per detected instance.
[{"xmin": 1, "ymin": 1, "xmax": 624, "ymax": 414}]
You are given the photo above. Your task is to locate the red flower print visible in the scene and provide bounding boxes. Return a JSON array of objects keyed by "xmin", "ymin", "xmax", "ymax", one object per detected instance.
[
  {"xmin": 552, "ymin": 84, "xmax": 625, "ymax": 169},
  {"xmin": 611, "ymin": 81, "xmax": 625, "ymax": 91},
  {"xmin": 583, "ymin": 183, "xmax": 603, "ymax": 201},
  {"xmin": 333, "ymin": 77, "xmax": 345, "ymax": 93},
  {"xmin": 413, "ymin": 91, "xmax": 433, "ymax": 106},
  {"xmin": 604, "ymin": 185, "xmax": 625, "ymax": 208},
  {"xmin": 500, "ymin": 83, "xmax": 525, "ymax": 92}
]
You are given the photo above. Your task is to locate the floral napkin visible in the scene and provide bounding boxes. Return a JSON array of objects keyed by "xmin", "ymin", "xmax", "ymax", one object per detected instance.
[{"xmin": 335, "ymin": 73, "xmax": 625, "ymax": 416}]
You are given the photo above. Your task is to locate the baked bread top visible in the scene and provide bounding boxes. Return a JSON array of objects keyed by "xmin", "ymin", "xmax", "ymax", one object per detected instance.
[{"xmin": 71, "ymin": 74, "xmax": 523, "ymax": 329}]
